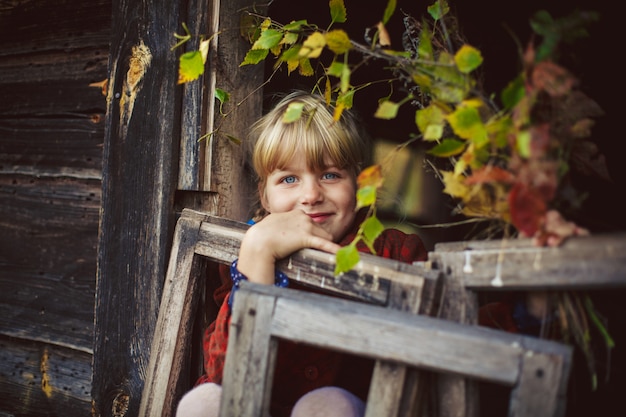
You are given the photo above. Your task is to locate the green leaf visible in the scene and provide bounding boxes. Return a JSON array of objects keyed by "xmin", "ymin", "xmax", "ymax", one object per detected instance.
[
  {"xmin": 454, "ymin": 44, "xmax": 483, "ymax": 74},
  {"xmin": 327, "ymin": 61, "xmax": 345, "ymax": 78},
  {"xmin": 280, "ymin": 44, "xmax": 302, "ymax": 61},
  {"xmin": 282, "ymin": 19, "xmax": 307, "ymax": 45},
  {"xmin": 215, "ymin": 88, "xmax": 230, "ymax": 112},
  {"xmin": 516, "ymin": 130, "xmax": 531, "ymax": 158},
  {"xmin": 416, "ymin": 104, "xmax": 446, "ymax": 140},
  {"xmin": 282, "ymin": 102, "xmax": 304, "ymax": 123},
  {"xmin": 427, "ymin": 138, "xmax": 466, "ymax": 157},
  {"xmin": 382, "ymin": 0, "xmax": 397, "ymax": 24},
  {"xmin": 501, "ymin": 74, "xmax": 525, "ymax": 110},
  {"xmin": 178, "ymin": 50, "xmax": 205, "ymax": 83},
  {"xmin": 334, "ymin": 244, "xmax": 360, "ymax": 275},
  {"xmin": 283, "ymin": 31, "xmax": 300, "ymax": 45},
  {"xmin": 329, "ymin": 0, "xmax": 347, "ymax": 24},
  {"xmin": 356, "ymin": 185, "xmax": 377, "ymax": 210},
  {"xmin": 486, "ymin": 115, "xmax": 513, "ymax": 149},
  {"xmin": 418, "ymin": 21, "xmax": 434, "ymax": 60},
  {"xmin": 361, "ymin": 215, "xmax": 385, "ymax": 245},
  {"xmin": 427, "ymin": 0, "xmax": 449, "ymax": 21},
  {"xmin": 283, "ymin": 19, "xmax": 308, "ymax": 31},
  {"xmin": 252, "ymin": 28, "xmax": 283, "ymax": 50},
  {"xmin": 327, "ymin": 61, "xmax": 351, "ymax": 92},
  {"xmin": 240, "ymin": 48, "xmax": 269, "ymax": 66},
  {"xmin": 430, "ymin": 53, "xmax": 468, "ymax": 103},
  {"xmin": 446, "ymin": 105, "xmax": 487, "ymax": 145},
  {"xmin": 374, "ymin": 100, "xmax": 400, "ymax": 120},
  {"xmin": 336, "ymin": 89, "xmax": 355, "ymax": 109}
]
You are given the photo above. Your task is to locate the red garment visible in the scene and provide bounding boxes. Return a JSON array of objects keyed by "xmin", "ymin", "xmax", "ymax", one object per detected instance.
[{"xmin": 197, "ymin": 213, "xmax": 428, "ymax": 417}]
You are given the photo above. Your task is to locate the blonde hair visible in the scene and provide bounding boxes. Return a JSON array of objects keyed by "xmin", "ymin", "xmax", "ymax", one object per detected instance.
[{"xmin": 248, "ymin": 91, "xmax": 370, "ymax": 189}]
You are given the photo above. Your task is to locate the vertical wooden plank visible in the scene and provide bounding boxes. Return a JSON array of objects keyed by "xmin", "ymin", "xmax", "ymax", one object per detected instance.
[
  {"xmin": 177, "ymin": 0, "xmax": 209, "ymax": 190},
  {"xmin": 509, "ymin": 346, "xmax": 571, "ymax": 417},
  {"xmin": 138, "ymin": 212, "xmax": 205, "ymax": 417},
  {"xmin": 221, "ymin": 287, "xmax": 277, "ymax": 417},
  {"xmin": 176, "ymin": 0, "xmax": 264, "ymax": 216},
  {"xmin": 92, "ymin": 0, "xmax": 181, "ymax": 415},
  {"xmin": 200, "ymin": 0, "xmax": 265, "ymax": 220},
  {"xmin": 364, "ymin": 362, "xmax": 404, "ymax": 417},
  {"xmin": 434, "ymin": 256, "xmax": 480, "ymax": 417}
]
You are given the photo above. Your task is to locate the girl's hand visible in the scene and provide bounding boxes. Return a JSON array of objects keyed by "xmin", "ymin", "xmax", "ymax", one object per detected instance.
[{"xmin": 237, "ymin": 210, "xmax": 342, "ymax": 284}]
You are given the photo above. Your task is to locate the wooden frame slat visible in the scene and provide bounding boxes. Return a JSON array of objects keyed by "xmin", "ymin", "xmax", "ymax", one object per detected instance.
[
  {"xmin": 222, "ymin": 283, "xmax": 573, "ymax": 417},
  {"xmin": 139, "ymin": 208, "xmax": 437, "ymax": 417},
  {"xmin": 429, "ymin": 233, "xmax": 626, "ymax": 289}
]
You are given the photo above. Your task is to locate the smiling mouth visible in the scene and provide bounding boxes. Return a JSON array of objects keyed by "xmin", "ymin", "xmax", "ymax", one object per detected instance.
[{"xmin": 308, "ymin": 213, "xmax": 331, "ymax": 222}]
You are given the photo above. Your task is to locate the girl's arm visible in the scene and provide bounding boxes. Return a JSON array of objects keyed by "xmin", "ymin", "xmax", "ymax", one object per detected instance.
[{"xmin": 237, "ymin": 210, "xmax": 341, "ymax": 284}]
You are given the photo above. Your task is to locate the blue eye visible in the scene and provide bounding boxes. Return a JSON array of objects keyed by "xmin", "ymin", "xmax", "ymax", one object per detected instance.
[
  {"xmin": 282, "ymin": 176, "xmax": 297, "ymax": 184},
  {"xmin": 322, "ymin": 172, "xmax": 339, "ymax": 180}
]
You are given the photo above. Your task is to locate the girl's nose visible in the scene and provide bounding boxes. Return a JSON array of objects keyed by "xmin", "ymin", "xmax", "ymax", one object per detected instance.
[{"xmin": 301, "ymin": 180, "xmax": 323, "ymax": 205}]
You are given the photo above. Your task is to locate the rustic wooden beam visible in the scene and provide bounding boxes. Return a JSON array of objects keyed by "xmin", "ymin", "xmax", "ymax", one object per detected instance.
[
  {"xmin": 92, "ymin": 0, "xmax": 182, "ymax": 415},
  {"xmin": 177, "ymin": 0, "xmax": 264, "ymax": 223},
  {"xmin": 430, "ymin": 233, "xmax": 626, "ymax": 290},
  {"xmin": 223, "ymin": 282, "xmax": 573, "ymax": 417}
]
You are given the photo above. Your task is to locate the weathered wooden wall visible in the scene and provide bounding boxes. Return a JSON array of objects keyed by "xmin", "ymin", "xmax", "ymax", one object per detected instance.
[
  {"xmin": 0, "ymin": 0, "xmax": 111, "ymax": 416},
  {"xmin": 0, "ymin": 0, "xmax": 623, "ymax": 416},
  {"xmin": 92, "ymin": 0, "xmax": 263, "ymax": 415}
]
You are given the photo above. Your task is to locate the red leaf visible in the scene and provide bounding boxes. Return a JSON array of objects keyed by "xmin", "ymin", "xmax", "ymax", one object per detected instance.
[
  {"xmin": 508, "ymin": 183, "xmax": 547, "ymax": 237},
  {"xmin": 465, "ymin": 166, "xmax": 516, "ymax": 185},
  {"xmin": 532, "ymin": 61, "xmax": 577, "ymax": 97}
]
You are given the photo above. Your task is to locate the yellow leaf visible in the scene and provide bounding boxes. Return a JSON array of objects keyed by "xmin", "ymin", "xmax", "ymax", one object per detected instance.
[
  {"xmin": 460, "ymin": 183, "xmax": 510, "ymax": 221},
  {"xmin": 333, "ymin": 102, "xmax": 346, "ymax": 122},
  {"xmin": 283, "ymin": 31, "xmax": 299, "ymax": 45},
  {"xmin": 287, "ymin": 58, "xmax": 299, "ymax": 74},
  {"xmin": 374, "ymin": 100, "xmax": 399, "ymax": 120},
  {"xmin": 298, "ymin": 58, "xmax": 314, "ymax": 76},
  {"xmin": 299, "ymin": 32, "xmax": 326, "ymax": 59},
  {"xmin": 358, "ymin": 165, "xmax": 384, "ymax": 188},
  {"xmin": 446, "ymin": 105, "xmax": 487, "ymax": 145},
  {"xmin": 325, "ymin": 29, "xmax": 352, "ymax": 54},
  {"xmin": 454, "ymin": 155, "xmax": 468, "ymax": 176},
  {"xmin": 441, "ymin": 170, "xmax": 469, "ymax": 199},
  {"xmin": 324, "ymin": 79, "xmax": 333, "ymax": 104}
]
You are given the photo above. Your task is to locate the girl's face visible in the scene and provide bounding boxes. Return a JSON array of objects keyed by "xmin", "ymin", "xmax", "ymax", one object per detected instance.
[{"xmin": 261, "ymin": 152, "xmax": 357, "ymax": 243}]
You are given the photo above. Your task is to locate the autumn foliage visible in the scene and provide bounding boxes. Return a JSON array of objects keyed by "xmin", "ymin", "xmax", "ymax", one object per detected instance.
[{"xmin": 174, "ymin": 0, "xmax": 608, "ymax": 272}]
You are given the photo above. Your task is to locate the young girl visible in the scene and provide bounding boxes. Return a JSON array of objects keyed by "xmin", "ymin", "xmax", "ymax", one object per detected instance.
[{"xmin": 176, "ymin": 91, "xmax": 428, "ymax": 417}]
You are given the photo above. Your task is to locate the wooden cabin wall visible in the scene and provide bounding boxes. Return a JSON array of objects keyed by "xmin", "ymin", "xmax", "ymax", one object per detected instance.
[
  {"xmin": 0, "ymin": 0, "xmax": 111, "ymax": 416},
  {"xmin": 92, "ymin": 0, "xmax": 262, "ymax": 416}
]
